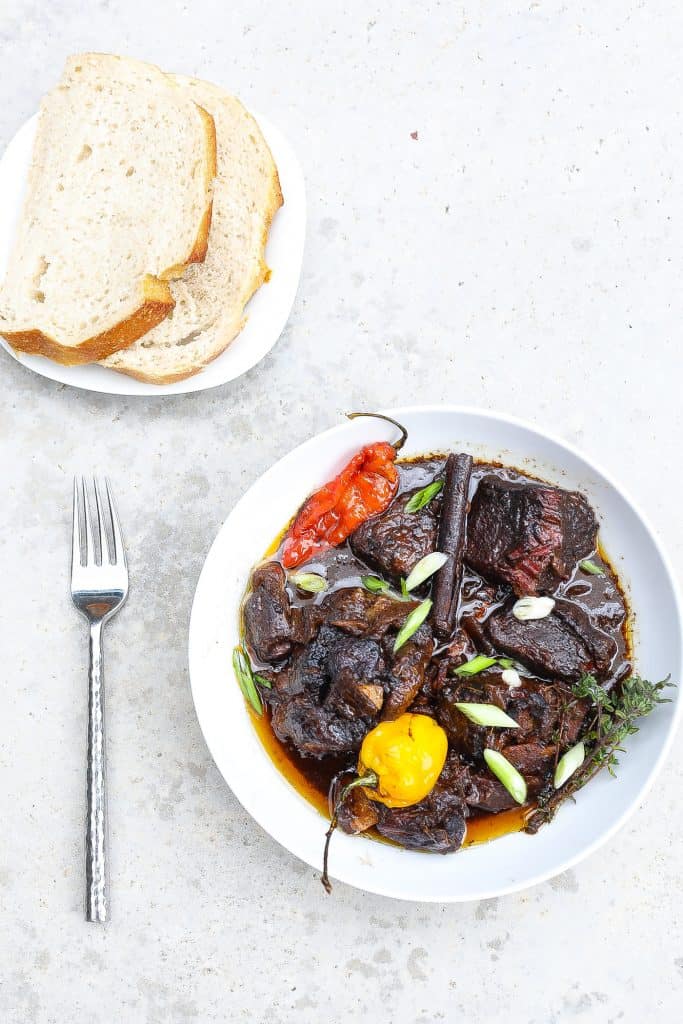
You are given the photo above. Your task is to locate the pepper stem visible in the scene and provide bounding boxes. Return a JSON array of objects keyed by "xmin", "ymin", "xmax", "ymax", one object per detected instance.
[
  {"xmin": 346, "ymin": 412, "xmax": 408, "ymax": 452},
  {"xmin": 321, "ymin": 771, "xmax": 379, "ymax": 894}
]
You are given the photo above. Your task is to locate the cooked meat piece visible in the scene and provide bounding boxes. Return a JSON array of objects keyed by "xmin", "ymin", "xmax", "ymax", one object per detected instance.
[
  {"xmin": 432, "ymin": 453, "xmax": 473, "ymax": 639},
  {"xmin": 349, "ymin": 489, "xmax": 438, "ymax": 582},
  {"xmin": 271, "ymin": 694, "xmax": 371, "ymax": 757},
  {"xmin": 465, "ymin": 476, "xmax": 598, "ymax": 596},
  {"xmin": 325, "ymin": 636, "xmax": 386, "ymax": 718},
  {"xmin": 383, "ymin": 622, "xmax": 434, "ymax": 720},
  {"xmin": 243, "ymin": 562, "xmax": 293, "ymax": 663},
  {"xmin": 323, "ymin": 587, "xmax": 419, "ymax": 638},
  {"xmin": 499, "ymin": 742, "xmax": 555, "ymax": 796},
  {"xmin": 336, "ymin": 786, "xmax": 380, "ymax": 835},
  {"xmin": 484, "ymin": 599, "xmax": 613, "ymax": 682},
  {"xmin": 465, "ymin": 770, "xmax": 518, "ymax": 814},
  {"xmin": 269, "ymin": 625, "xmax": 384, "ymax": 757},
  {"xmin": 375, "ymin": 767, "xmax": 467, "ymax": 853},
  {"xmin": 437, "ymin": 672, "xmax": 589, "ymax": 761}
]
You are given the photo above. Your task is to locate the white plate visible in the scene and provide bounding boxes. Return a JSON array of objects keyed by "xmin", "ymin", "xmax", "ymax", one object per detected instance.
[
  {"xmin": 0, "ymin": 109, "xmax": 305, "ymax": 395},
  {"xmin": 188, "ymin": 406, "xmax": 682, "ymax": 902}
]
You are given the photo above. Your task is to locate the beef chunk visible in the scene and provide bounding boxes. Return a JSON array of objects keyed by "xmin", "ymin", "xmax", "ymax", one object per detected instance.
[
  {"xmin": 325, "ymin": 636, "xmax": 386, "ymax": 717},
  {"xmin": 336, "ymin": 786, "xmax": 380, "ymax": 835},
  {"xmin": 464, "ymin": 770, "xmax": 518, "ymax": 814},
  {"xmin": 383, "ymin": 622, "xmax": 434, "ymax": 720},
  {"xmin": 484, "ymin": 599, "xmax": 615, "ymax": 682},
  {"xmin": 466, "ymin": 476, "xmax": 598, "ymax": 596},
  {"xmin": 349, "ymin": 489, "xmax": 438, "ymax": 582},
  {"xmin": 374, "ymin": 755, "xmax": 467, "ymax": 853},
  {"xmin": 438, "ymin": 672, "xmax": 588, "ymax": 762},
  {"xmin": 243, "ymin": 562, "xmax": 293, "ymax": 662},
  {"xmin": 498, "ymin": 742, "xmax": 555, "ymax": 796},
  {"xmin": 269, "ymin": 625, "xmax": 384, "ymax": 757},
  {"xmin": 323, "ymin": 586, "xmax": 419, "ymax": 638}
]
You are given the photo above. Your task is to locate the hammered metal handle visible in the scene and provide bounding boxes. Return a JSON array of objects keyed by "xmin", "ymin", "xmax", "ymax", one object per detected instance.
[{"xmin": 85, "ymin": 620, "xmax": 107, "ymax": 923}]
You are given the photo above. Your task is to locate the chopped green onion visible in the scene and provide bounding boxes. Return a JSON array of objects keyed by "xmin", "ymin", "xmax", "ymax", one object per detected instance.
[
  {"xmin": 362, "ymin": 575, "xmax": 390, "ymax": 594},
  {"xmin": 291, "ymin": 572, "xmax": 328, "ymax": 593},
  {"xmin": 498, "ymin": 657, "xmax": 515, "ymax": 670},
  {"xmin": 501, "ymin": 668, "xmax": 522, "ymax": 688},
  {"xmin": 404, "ymin": 551, "xmax": 449, "ymax": 592},
  {"xmin": 453, "ymin": 655, "xmax": 499, "ymax": 676},
  {"xmin": 483, "ymin": 749, "xmax": 527, "ymax": 804},
  {"xmin": 404, "ymin": 480, "xmax": 444, "ymax": 513},
  {"xmin": 455, "ymin": 703, "xmax": 519, "ymax": 728},
  {"xmin": 232, "ymin": 646, "xmax": 263, "ymax": 715},
  {"xmin": 579, "ymin": 559, "xmax": 604, "ymax": 576},
  {"xmin": 512, "ymin": 596, "xmax": 555, "ymax": 621},
  {"xmin": 553, "ymin": 741, "xmax": 586, "ymax": 789},
  {"xmin": 253, "ymin": 673, "xmax": 272, "ymax": 689},
  {"xmin": 400, "ymin": 577, "xmax": 409, "ymax": 598},
  {"xmin": 393, "ymin": 599, "xmax": 432, "ymax": 653}
]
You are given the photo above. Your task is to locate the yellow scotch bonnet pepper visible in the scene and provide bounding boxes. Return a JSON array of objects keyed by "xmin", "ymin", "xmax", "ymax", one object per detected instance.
[{"xmin": 357, "ymin": 713, "xmax": 448, "ymax": 808}]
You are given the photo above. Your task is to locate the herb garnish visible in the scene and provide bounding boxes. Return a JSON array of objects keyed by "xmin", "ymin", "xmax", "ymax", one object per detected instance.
[
  {"xmin": 393, "ymin": 599, "xmax": 432, "ymax": 653},
  {"xmin": 455, "ymin": 703, "xmax": 519, "ymax": 729},
  {"xmin": 361, "ymin": 575, "xmax": 390, "ymax": 594},
  {"xmin": 579, "ymin": 559, "xmax": 604, "ymax": 576},
  {"xmin": 525, "ymin": 673, "xmax": 673, "ymax": 832},
  {"xmin": 291, "ymin": 572, "xmax": 328, "ymax": 593},
  {"xmin": 232, "ymin": 645, "xmax": 265, "ymax": 715},
  {"xmin": 404, "ymin": 551, "xmax": 448, "ymax": 592},
  {"xmin": 405, "ymin": 480, "xmax": 443, "ymax": 513}
]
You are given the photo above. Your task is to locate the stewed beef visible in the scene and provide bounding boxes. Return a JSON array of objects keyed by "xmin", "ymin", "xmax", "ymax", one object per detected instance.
[
  {"xmin": 465, "ymin": 476, "xmax": 598, "ymax": 596},
  {"xmin": 373, "ymin": 754, "xmax": 468, "ymax": 853},
  {"xmin": 484, "ymin": 599, "xmax": 616, "ymax": 682},
  {"xmin": 350, "ymin": 489, "xmax": 438, "ymax": 581},
  {"xmin": 383, "ymin": 622, "xmax": 434, "ymax": 720},
  {"xmin": 243, "ymin": 562, "xmax": 293, "ymax": 663},
  {"xmin": 323, "ymin": 587, "xmax": 419, "ymax": 638}
]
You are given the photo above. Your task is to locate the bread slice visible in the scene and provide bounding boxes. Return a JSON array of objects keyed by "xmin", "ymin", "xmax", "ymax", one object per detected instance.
[
  {"xmin": 101, "ymin": 75, "xmax": 282, "ymax": 384},
  {"xmin": 0, "ymin": 53, "xmax": 216, "ymax": 364}
]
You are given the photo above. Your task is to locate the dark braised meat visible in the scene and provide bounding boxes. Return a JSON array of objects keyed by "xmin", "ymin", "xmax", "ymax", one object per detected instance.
[
  {"xmin": 243, "ymin": 562, "xmax": 293, "ymax": 662},
  {"xmin": 336, "ymin": 785, "xmax": 380, "ymax": 835},
  {"xmin": 437, "ymin": 673, "xmax": 589, "ymax": 769},
  {"xmin": 383, "ymin": 623, "xmax": 434, "ymax": 720},
  {"xmin": 465, "ymin": 476, "xmax": 598, "ymax": 596},
  {"xmin": 325, "ymin": 636, "xmax": 386, "ymax": 717},
  {"xmin": 323, "ymin": 586, "xmax": 419, "ymax": 637},
  {"xmin": 484, "ymin": 599, "xmax": 616, "ymax": 682},
  {"xmin": 373, "ymin": 755, "xmax": 468, "ymax": 853},
  {"xmin": 271, "ymin": 693, "xmax": 372, "ymax": 757},
  {"xmin": 431, "ymin": 453, "xmax": 473, "ymax": 639},
  {"xmin": 349, "ymin": 489, "xmax": 438, "ymax": 581}
]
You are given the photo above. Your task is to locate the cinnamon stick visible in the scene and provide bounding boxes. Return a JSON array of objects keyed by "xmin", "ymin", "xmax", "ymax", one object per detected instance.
[{"xmin": 431, "ymin": 453, "xmax": 473, "ymax": 639}]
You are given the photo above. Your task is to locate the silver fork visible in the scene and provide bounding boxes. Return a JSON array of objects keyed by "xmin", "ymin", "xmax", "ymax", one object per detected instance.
[{"xmin": 71, "ymin": 478, "xmax": 128, "ymax": 923}]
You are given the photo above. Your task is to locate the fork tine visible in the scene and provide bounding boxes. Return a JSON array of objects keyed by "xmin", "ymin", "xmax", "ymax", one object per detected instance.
[
  {"xmin": 81, "ymin": 477, "xmax": 99, "ymax": 566},
  {"xmin": 72, "ymin": 476, "xmax": 83, "ymax": 571},
  {"xmin": 93, "ymin": 477, "xmax": 111, "ymax": 564},
  {"xmin": 105, "ymin": 478, "xmax": 127, "ymax": 568}
]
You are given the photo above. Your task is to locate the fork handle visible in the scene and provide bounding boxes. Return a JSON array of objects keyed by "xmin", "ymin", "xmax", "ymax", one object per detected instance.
[{"xmin": 85, "ymin": 620, "xmax": 108, "ymax": 923}]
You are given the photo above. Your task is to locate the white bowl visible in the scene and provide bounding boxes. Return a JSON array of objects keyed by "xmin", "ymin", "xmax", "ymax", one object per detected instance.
[
  {"xmin": 189, "ymin": 406, "xmax": 682, "ymax": 901},
  {"xmin": 0, "ymin": 109, "xmax": 305, "ymax": 395}
]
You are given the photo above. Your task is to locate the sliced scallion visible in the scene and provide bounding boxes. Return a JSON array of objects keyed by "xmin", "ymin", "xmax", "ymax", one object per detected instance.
[
  {"xmin": 405, "ymin": 480, "xmax": 444, "ymax": 513},
  {"xmin": 453, "ymin": 655, "xmax": 499, "ymax": 676},
  {"xmin": 455, "ymin": 703, "xmax": 519, "ymax": 728},
  {"xmin": 400, "ymin": 577, "xmax": 409, "ymax": 598},
  {"xmin": 553, "ymin": 741, "xmax": 586, "ymax": 789},
  {"xmin": 483, "ymin": 749, "xmax": 527, "ymax": 804},
  {"xmin": 362, "ymin": 575, "xmax": 390, "ymax": 594},
  {"xmin": 404, "ymin": 551, "xmax": 448, "ymax": 592},
  {"xmin": 393, "ymin": 598, "xmax": 432, "ymax": 653},
  {"xmin": 291, "ymin": 572, "xmax": 328, "ymax": 593},
  {"xmin": 512, "ymin": 596, "xmax": 555, "ymax": 621},
  {"xmin": 232, "ymin": 646, "xmax": 263, "ymax": 715},
  {"xmin": 501, "ymin": 667, "xmax": 522, "ymax": 688},
  {"xmin": 579, "ymin": 559, "xmax": 604, "ymax": 576}
]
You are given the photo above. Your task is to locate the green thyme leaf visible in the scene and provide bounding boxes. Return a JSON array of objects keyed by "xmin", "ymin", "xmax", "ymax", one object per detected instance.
[
  {"xmin": 455, "ymin": 703, "xmax": 519, "ymax": 728},
  {"xmin": 404, "ymin": 551, "xmax": 449, "ymax": 592},
  {"xmin": 579, "ymin": 559, "xmax": 605, "ymax": 576},
  {"xmin": 453, "ymin": 655, "xmax": 499, "ymax": 676},
  {"xmin": 483, "ymin": 749, "xmax": 528, "ymax": 805},
  {"xmin": 362, "ymin": 575, "xmax": 390, "ymax": 594},
  {"xmin": 404, "ymin": 480, "xmax": 444, "ymax": 513},
  {"xmin": 393, "ymin": 599, "xmax": 432, "ymax": 653},
  {"xmin": 232, "ymin": 646, "xmax": 263, "ymax": 715},
  {"xmin": 291, "ymin": 572, "xmax": 328, "ymax": 593},
  {"xmin": 553, "ymin": 741, "xmax": 585, "ymax": 789}
]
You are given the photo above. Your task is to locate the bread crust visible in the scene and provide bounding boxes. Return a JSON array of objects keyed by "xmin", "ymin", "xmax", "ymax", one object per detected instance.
[
  {"xmin": 109, "ymin": 170, "xmax": 283, "ymax": 384},
  {"xmin": 2, "ymin": 275, "xmax": 174, "ymax": 364}
]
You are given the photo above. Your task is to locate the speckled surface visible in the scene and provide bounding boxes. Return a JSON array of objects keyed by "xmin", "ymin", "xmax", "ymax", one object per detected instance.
[{"xmin": 0, "ymin": 2, "xmax": 681, "ymax": 1021}]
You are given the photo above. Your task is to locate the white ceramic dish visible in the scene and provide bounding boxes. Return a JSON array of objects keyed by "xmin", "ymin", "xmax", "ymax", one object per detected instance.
[
  {"xmin": 0, "ymin": 108, "xmax": 305, "ymax": 395},
  {"xmin": 189, "ymin": 406, "xmax": 682, "ymax": 902}
]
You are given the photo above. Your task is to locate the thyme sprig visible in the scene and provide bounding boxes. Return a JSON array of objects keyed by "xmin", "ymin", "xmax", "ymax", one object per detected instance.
[{"xmin": 525, "ymin": 673, "xmax": 673, "ymax": 833}]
